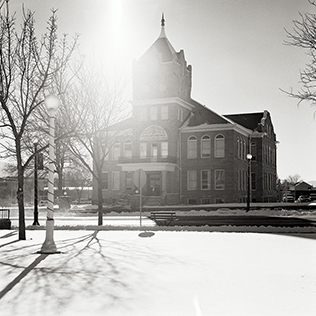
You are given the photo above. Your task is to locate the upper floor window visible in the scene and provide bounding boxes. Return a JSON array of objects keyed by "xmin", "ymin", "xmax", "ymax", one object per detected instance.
[
  {"xmin": 161, "ymin": 141, "xmax": 168, "ymax": 157},
  {"xmin": 237, "ymin": 138, "xmax": 240, "ymax": 159},
  {"xmin": 140, "ymin": 142, "xmax": 147, "ymax": 158},
  {"xmin": 101, "ymin": 172, "xmax": 108, "ymax": 190},
  {"xmin": 112, "ymin": 141, "xmax": 120, "ymax": 160},
  {"xmin": 251, "ymin": 142, "xmax": 256, "ymax": 161},
  {"xmin": 215, "ymin": 134, "xmax": 225, "ymax": 158},
  {"xmin": 150, "ymin": 106, "xmax": 158, "ymax": 120},
  {"xmin": 187, "ymin": 136, "xmax": 197, "ymax": 159},
  {"xmin": 201, "ymin": 135, "xmax": 211, "ymax": 158},
  {"xmin": 161, "ymin": 105, "xmax": 168, "ymax": 120},
  {"xmin": 151, "ymin": 143, "xmax": 158, "ymax": 157},
  {"xmin": 124, "ymin": 139, "xmax": 132, "ymax": 157}
]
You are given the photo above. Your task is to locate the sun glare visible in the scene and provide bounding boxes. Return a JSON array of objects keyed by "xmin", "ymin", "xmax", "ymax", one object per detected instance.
[{"xmin": 112, "ymin": 0, "xmax": 122, "ymax": 37}]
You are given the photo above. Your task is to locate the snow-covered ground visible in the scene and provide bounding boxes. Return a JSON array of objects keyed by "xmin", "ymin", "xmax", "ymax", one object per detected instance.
[{"xmin": 1, "ymin": 229, "xmax": 316, "ymax": 316}]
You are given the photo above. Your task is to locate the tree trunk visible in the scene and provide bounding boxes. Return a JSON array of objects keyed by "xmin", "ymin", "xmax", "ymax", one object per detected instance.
[
  {"xmin": 97, "ymin": 177, "xmax": 103, "ymax": 226},
  {"xmin": 17, "ymin": 160, "xmax": 26, "ymax": 240}
]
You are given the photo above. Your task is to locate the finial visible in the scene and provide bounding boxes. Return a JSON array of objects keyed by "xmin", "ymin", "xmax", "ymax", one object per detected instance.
[
  {"xmin": 159, "ymin": 12, "xmax": 166, "ymax": 38},
  {"xmin": 161, "ymin": 12, "xmax": 165, "ymax": 27}
]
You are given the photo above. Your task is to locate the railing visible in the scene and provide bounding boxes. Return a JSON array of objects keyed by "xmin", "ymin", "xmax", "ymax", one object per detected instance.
[{"xmin": 118, "ymin": 155, "xmax": 178, "ymax": 164}]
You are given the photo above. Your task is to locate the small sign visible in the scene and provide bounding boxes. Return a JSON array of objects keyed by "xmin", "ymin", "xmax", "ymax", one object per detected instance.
[{"xmin": 133, "ymin": 169, "xmax": 147, "ymax": 188}]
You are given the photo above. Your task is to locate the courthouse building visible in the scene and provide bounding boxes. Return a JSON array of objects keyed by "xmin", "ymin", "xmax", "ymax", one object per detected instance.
[{"xmin": 93, "ymin": 16, "xmax": 277, "ymax": 207}]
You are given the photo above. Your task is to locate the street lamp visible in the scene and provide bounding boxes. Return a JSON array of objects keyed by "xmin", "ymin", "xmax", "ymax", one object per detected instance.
[
  {"xmin": 33, "ymin": 142, "xmax": 39, "ymax": 226},
  {"xmin": 246, "ymin": 153, "xmax": 252, "ymax": 212},
  {"xmin": 40, "ymin": 94, "xmax": 60, "ymax": 253}
]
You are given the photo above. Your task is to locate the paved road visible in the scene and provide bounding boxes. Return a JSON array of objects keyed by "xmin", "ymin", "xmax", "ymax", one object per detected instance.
[{"xmin": 8, "ymin": 213, "xmax": 316, "ymax": 228}]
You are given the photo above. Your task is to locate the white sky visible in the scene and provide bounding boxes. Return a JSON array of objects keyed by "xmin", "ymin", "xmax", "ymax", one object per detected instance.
[{"xmin": 8, "ymin": 0, "xmax": 316, "ymax": 182}]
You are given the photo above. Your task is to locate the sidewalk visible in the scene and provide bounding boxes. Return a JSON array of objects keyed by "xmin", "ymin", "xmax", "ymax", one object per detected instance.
[{"xmin": 1, "ymin": 229, "xmax": 316, "ymax": 316}]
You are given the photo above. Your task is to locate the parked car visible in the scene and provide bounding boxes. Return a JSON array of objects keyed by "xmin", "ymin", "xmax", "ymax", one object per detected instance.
[
  {"xmin": 282, "ymin": 193, "xmax": 294, "ymax": 202},
  {"xmin": 296, "ymin": 195, "xmax": 311, "ymax": 203}
]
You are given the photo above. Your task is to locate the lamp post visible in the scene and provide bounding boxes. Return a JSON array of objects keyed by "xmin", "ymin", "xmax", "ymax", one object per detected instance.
[
  {"xmin": 33, "ymin": 142, "xmax": 39, "ymax": 226},
  {"xmin": 246, "ymin": 153, "xmax": 252, "ymax": 212},
  {"xmin": 40, "ymin": 94, "xmax": 60, "ymax": 254}
]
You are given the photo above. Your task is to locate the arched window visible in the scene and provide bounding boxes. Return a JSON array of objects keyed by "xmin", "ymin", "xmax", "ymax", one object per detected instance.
[
  {"xmin": 112, "ymin": 141, "xmax": 120, "ymax": 160},
  {"xmin": 124, "ymin": 139, "xmax": 132, "ymax": 158},
  {"xmin": 187, "ymin": 136, "xmax": 197, "ymax": 159},
  {"xmin": 215, "ymin": 134, "xmax": 225, "ymax": 158},
  {"xmin": 201, "ymin": 135, "xmax": 211, "ymax": 158}
]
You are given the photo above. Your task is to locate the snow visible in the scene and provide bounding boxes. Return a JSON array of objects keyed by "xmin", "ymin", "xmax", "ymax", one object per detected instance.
[{"xmin": 1, "ymin": 229, "xmax": 316, "ymax": 316}]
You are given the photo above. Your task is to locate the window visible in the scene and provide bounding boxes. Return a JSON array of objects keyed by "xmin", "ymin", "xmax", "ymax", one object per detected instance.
[
  {"xmin": 161, "ymin": 141, "xmax": 168, "ymax": 157},
  {"xmin": 201, "ymin": 135, "xmax": 211, "ymax": 158},
  {"xmin": 161, "ymin": 105, "xmax": 168, "ymax": 120},
  {"xmin": 251, "ymin": 142, "xmax": 256, "ymax": 161},
  {"xmin": 150, "ymin": 106, "xmax": 158, "ymax": 120},
  {"xmin": 124, "ymin": 139, "xmax": 132, "ymax": 157},
  {"xmin": 151, "ymin": 143, "xmax": 158, "ymax": 157},
  {"xmin": 187, "ymin": 136, "xmax": 197, "ymax": 159},
  {"xmin": 215, "ymin": 134, "xmax": 225, "ymax": 158},
  {"xmin": 112, "ymin": 171, "xmax": 120, "ymax": 190},
  {"xmin": 187, "ymin": 170, "xmax": 197, "ymax": 190},
  {"xmin": 201, "ymin": 198, "xmax": 211, "ymax": 204},
  {"xmin": 140, "ymin": 142, "xmax": 147, "ymax": 158},
  {"xmin": 112, "ymin": 141, "xmax": 120, "ymax": 160},
  {"xmin": 101, "ymin": 172, "xmax": 108, "ymax": 190},
  {"xmin": 201, "ymin": 170, "xmax": 211, "ymax": 190},
  {"xmin": 237, "ymin": 170, "xmax": 240, "ymax": 190},
  {"xmin": 237, "ymin": 138, "xmax": 240, "ymax": 159},
  {"xmin": 215, "ymin": 169, "xmax": 225, "ymax": 190}
]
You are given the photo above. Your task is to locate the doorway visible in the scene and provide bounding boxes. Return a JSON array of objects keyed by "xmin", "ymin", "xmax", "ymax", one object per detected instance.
[{"xmin": 148, "ymin": 173, "xmax": 161, "ymax": 196}]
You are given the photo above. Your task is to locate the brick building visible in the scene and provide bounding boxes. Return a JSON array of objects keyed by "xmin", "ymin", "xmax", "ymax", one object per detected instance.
[{"xmin": 93, "ymin": 16, "xmax": 277, "ymax": 207}]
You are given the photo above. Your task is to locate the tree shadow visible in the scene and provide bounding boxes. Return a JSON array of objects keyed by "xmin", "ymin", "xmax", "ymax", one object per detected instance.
[{"xmin": 0, "ymin": 230, "xmax": 181, "ymax": 316}]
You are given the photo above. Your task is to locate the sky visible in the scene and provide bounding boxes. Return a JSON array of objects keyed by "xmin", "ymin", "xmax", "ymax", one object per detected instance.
[{"xmin": 7, "ymin": 0, "xmax": 316, "ymax": 182}]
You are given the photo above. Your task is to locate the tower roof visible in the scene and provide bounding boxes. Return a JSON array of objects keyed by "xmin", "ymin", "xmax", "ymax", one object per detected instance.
[{"xmin": 138, "ymin": 14, "xmax": 177, "ymax": 63}]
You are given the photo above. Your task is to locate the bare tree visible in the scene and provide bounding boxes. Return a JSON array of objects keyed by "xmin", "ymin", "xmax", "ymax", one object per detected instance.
[
  {"xmin": 63, "ymin": 65, "xmax": 131, "ymax": 225},
  {"xmin": 284, "ymin": 0, "xmax": 316, "ymax": 110},
  {"xmin": 286, "ymin": 174, "xmax": 301, "ymax": 185},
  {"xmin": 0, "ymin": 3, "xmax": 77, "ymax": 240}
]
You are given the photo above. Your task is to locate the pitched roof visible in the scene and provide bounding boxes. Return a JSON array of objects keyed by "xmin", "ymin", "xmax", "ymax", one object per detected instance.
[
  {"xmin": 138, "ymin": 15, "xmax": 177, "ymax": 63},
  {"xmin": 186, "ymin": 99, "xmax": 230, "ymax": 126},
  {"xmin": 223, "ymin": 112, "xmax": 265, "ymax": 131}
]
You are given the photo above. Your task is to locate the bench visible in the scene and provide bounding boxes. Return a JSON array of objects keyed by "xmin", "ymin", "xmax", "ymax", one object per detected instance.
[
  {"xmin": 150, "ymin": 211, "xmax": 178, "ymax": 226},
  {"xmin": 0, "ymin": 209, "xmax": 11, "ymax": 229}
]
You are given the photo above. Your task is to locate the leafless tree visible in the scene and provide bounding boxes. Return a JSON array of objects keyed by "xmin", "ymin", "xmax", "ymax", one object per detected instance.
[
  {"xmin": 284, "ymin": 0, "xmax": 316, "ymax": 112},
  {"xmin": 0, "ymin": 2, "xmax": 77, "ymax": 240},
  {"xmin": 286, "ymin": 174, "xmax": 301, "ymax": 185},
  {"xmin": 63, "ymin": 64, "xmax": 131, "ymax": 225}
]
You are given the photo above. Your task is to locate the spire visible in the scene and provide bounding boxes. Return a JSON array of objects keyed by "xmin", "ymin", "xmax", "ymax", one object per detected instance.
[{"xmin": 159, "ymin": 12, "xmax": 166, "ymax": 38}]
